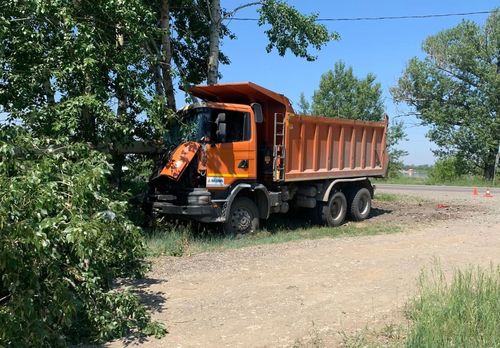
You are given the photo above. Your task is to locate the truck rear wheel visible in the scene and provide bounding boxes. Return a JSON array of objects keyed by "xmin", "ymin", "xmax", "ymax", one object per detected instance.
[
  {"xmin": 223, "ymin": 197, "xmax": 260, "ymax": 236},
  {"xmin": 320, "ymin": 191, "xmax": 347, "ymax": 227},
  {"xmin": 348, "ymin": 187, "xmax": 371, "ymax": 221}
]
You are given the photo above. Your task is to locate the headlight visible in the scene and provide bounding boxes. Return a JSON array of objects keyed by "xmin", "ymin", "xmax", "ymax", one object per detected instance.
[{"xmin": 187, "ymin": 194, "xmax": 211, "ymax": 205}]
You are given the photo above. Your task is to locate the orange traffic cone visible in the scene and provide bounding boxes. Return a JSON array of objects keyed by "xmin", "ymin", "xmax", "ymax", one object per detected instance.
[
  {"xmin": 472, "ymin": 187, "xmax": 479, "ymax": 196},
  {"xmin": 484, "ymin": 188, "xmax": 493, "ymax": 198}
]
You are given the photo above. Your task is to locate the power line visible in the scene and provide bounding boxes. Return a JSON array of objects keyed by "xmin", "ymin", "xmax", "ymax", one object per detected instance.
[{"xmin": 230, "ymin": 9, "xmax": 498, "ymax": 22}]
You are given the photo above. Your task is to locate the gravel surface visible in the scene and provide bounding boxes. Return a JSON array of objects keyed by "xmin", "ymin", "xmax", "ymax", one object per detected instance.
[{"xmin": 109, "ymin": 188, "xmax": 500, "ymax": 348}]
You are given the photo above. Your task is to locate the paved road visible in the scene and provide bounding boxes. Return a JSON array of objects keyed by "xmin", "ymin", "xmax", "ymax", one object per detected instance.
[{"xmin": 376, "ymin": 183, "xmax": 499, "ymax": 195}]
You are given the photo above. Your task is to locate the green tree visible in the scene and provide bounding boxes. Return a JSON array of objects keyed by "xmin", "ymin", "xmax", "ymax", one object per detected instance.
[
  {"xmin": 0, "ymin": 0, "xmax": 160, "ymax": 142},
  {"xmin": 297, "ymin": 92, "xmax": 311, "ymax": 114},
  {"xmin": 386, "ymin": 120, "xmax": 408, "ymax": 176},
  {"xmin": 205, "ymin": 0, "xmax": 339, "ymax": 84},
  {"xmin": 428, "ymin": 156, "xmax": 462, "ymax": 182},
  {"xmin": 391, "ymin": 10, "xmax": 500, "ymax": 179},
  {"xmin": 309, "ymin": 61, "xmax": 407, "ymax": 175},
  {"xmin": 311, "ymin": 61, "xmax": 384, "ymax": 120},
  {"xmin": 0, "ymin": 127, "xmax": 165, "ymax": 346}
]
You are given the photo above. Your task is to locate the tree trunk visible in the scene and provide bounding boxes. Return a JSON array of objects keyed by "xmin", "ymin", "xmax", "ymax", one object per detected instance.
[
  {"xmin": 160, "ymin": 0, "xmax": 176, "ymax": 110},
  {"xmin": 81, "ymin": 72, "xmax": 96, "ymax": 144},
  {"xmin": 114, "ymin": 24, "xmax": 127, "ymax": 188},
  {"xmin": 116, "ymin": 24, "xmax": 127, "ymax": 119},
  {"xmin": 43, "ymin": 76, "xmax": 55, "ymax": 105},
  {"xmin": 490, "ymin": 52, "xmax": 500, "ymax": 180},
  {"xmin": 207, "ymin": 0, "xmax": 221, "ymax": 85},
  {"xmin": 483, "ymin": 147, "xmax": 496, "ymax": 180},
  {"xmin": 150, "ymin": 60, "xmax": 163, "ymax": 96}
]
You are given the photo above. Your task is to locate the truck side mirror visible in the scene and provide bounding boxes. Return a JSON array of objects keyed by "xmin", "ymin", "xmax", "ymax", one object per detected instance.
[{"xmin": 251, "ymin": 103, "xmax": 263, "ymax": 123}]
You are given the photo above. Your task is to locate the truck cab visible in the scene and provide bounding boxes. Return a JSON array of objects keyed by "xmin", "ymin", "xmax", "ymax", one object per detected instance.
[{"xmin": 148, "ymin": 83, "xmax": 290, "ymax": 233}]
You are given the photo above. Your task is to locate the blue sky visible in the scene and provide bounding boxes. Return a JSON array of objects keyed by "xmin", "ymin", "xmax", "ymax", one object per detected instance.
[{"xmin": 179, "ymin": 0, "xmax": 497, "ymax": 165}]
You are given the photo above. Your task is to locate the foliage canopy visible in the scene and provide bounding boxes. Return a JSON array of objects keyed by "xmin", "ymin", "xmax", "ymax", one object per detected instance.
[
  {"xmin": 312, "ymin": 61, "xmax": 384, "ymax": 121},
  {"xmin": 0, "ymin": 128, "xmax": 164, "ymax": 346},
  {"xmin": 392, "ymin": 10, "xmax": 500, "ymax": 179}
]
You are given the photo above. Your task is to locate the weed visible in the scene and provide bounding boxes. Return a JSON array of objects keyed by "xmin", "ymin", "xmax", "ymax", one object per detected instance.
[
  {"xmin": 146, "ymin": 223, "xmax": 194, "ymax": 257},
  {"xmin": 292, "ymin": 321, "xmax": 324, "ymax": 348},
  {"xmin": 406, "ymin": 265, "xmax": 500, "ymax": 347},
  {"xmin": 373, "ymin": 193, "xmax": 400, "ymax": 202},
  {"xmin": 340, "ymin": 324, "xmax": 405, "ymax": 348},
  {"xmin": 145, "ymin": 219, "xmax": 402, "ymax": 257}
]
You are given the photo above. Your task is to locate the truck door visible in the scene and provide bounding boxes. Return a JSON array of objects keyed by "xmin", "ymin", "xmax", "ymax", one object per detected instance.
[{"xmin": 205, "ymin": 108, "xmax": 257, "ymax": 189}]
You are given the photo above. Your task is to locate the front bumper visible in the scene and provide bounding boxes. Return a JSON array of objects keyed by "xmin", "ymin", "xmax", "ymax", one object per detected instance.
[{"xmin": 152, "ymin": 201, "xmax": 223, "ymax": 223}]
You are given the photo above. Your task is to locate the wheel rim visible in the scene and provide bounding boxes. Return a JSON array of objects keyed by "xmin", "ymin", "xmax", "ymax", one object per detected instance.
[
  {"xmin": 230, "ymin": 207, "xmax": 252, "ymax": 233},
  {"xmin": 358, "ymin": 194, "xmax": 369, "ymax": 215},
  {"xmin": 329, "ymin": 196, "xmax": 343, "ymax": 220}
]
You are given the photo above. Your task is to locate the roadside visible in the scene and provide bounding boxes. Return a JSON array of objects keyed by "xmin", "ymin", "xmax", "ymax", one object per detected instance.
[
  {"xmin": 376, "ymin": 183, "xmax": 499, "ymax": 194},
  {"xmin": 146, "ymin": 191, "xmax": 482, "ymax": 257},
  {"xmin": 374, "ymin": 176, "xmax": 500, "ymax": 188},
  {"xmin": 111, "ymin": 189, "xmax": 499, "ymax": 347}
]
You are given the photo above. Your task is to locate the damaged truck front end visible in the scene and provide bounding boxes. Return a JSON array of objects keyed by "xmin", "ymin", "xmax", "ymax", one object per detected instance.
[
  {"xmin": 147, "ymin": 105, "xmax": 220, "ymax": 223},
  {"xmin": 148, "ymin": 140, "xmax": 223, "ymax": 223},
  {"xmin": 146, "ymin": 101, "xmax": 259, "ymax": 225}
]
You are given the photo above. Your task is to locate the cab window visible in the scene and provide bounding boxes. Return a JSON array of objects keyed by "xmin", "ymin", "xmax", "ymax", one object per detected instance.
[{"xmin": 214, "ymin": 110, "xmax": 250, "ymax": 143}]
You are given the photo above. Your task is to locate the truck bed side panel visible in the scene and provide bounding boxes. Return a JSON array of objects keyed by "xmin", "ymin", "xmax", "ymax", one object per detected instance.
[{"xmin": 284, "ymin": 114, "xmax": 389, "ymax": 181}]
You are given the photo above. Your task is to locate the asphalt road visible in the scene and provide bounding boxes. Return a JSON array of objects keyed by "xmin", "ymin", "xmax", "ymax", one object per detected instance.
[{"xmin": 375, "ymin": 183, "xmax": 499, "ymax": 195}]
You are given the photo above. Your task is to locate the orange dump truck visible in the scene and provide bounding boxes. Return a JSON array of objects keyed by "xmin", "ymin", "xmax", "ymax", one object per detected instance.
[{"xmin": 147, "ymin": 82, "xmax": 389, "ymax": 234}]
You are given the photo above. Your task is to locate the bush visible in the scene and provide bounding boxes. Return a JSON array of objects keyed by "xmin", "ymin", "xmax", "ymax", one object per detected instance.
[
  {"xmin": 0, "ymin": 129, "xmax": 165, "ymax": 346},
  {"xmin": 406, "ymin": 265, "xmax": 500, "ymax": 347},
  {"xmin": 428, "ymin": 157, "xmax": 461, "ymax": 182}
]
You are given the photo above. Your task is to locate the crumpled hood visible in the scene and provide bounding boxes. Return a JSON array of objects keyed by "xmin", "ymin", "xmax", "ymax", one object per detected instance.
[{"xmin": 159, "ymin": 141, "xmax": 201, "ymax": 181}]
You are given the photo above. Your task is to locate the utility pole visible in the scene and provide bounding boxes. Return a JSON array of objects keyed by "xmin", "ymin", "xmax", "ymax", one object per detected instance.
[{"xmin": 494, "ymin": 144, "xmax": 500, "ymax": 184}]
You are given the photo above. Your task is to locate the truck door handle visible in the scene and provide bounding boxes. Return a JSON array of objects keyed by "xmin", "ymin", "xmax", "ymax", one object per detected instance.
[{"xmin": 238, "ymin": 160, "xmax": 249, "ymax": 169}]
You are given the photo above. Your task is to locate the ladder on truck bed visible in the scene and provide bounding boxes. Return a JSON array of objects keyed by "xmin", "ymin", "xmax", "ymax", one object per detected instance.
[{"xmin": 273, "ymin": 113, "xmax": 285, "ymax": 181}]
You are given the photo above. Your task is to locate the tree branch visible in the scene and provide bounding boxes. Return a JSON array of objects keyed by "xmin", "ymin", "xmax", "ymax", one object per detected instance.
[
  {"xmin": 434, "ymin": 63, "xmax": 480, "ymax": 89},
  {"xmin": 0, "ymin": 294, "xmax": 10, "ymax": 304},
  {"xmin": 205, "ymin": 0, "xmax": 214, "ymax": 23},
  {"xmin": 224, "ymin": 1, "xmax": 262, "ymax": 19}
]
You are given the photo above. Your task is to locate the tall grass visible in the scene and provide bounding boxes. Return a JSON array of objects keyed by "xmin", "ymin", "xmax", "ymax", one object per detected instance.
[
  {"xmin": 145, "ymin": 221, "xmax": 401, "ymax": 257},
  {"xmin": 406, "ymin": 265, "xmax": 500, "ymax": 348},
  {"xmin": 373, "ymin": 192, "xmax": 400, "ymax": 202}
]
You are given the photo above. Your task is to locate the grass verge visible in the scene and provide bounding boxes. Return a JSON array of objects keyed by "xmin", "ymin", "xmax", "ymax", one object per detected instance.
[
  {"xmin": 340, "ymin": 265, "xmax": 500, "ymax": 348},
  {"xmin": 406, "ymin": 265, "xmax": 500, "ymax": 347},
  {"xmin": 146, "ymin": 193, "xmax": 406, "ymax": 257},
  {"xmin": 373, "ymin": 192, "xmax": 400, "ymax": 202},
  {"xmin": 146, "ymin": 221, "xmax": 401, "ymax": 257},
  {"xmin": 375, "ymin": 176, "xmax": 500, "ymax": 188}
]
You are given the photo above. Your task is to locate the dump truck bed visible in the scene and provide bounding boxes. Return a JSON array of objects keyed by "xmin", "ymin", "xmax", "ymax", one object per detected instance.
[{"xmin": 283, "ymin": 114, "xmax": 389, "ymax": 182}]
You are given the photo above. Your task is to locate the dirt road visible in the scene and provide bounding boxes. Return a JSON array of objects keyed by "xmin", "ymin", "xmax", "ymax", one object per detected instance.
[{"xmin": 114, "ymin": 189, "xmax": 500, "ymax": 347}]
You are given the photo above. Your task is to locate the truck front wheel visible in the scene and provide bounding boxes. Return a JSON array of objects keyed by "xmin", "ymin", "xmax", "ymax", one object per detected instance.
[
  {"xmin": 348, "ymin": 187, "xmax": 371, "ymax": 221},
  {"xmin": 320, "ymin": 191, "xmax": 347, "ymax": 227},
  {"xmin": 223, "ymin": 197, "xmax": 260, "ymax": 236}
]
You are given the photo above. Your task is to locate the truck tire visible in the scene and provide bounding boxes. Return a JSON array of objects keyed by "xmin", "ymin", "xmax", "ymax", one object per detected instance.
[
  {"xmin": 348, "ymin": 187, "xmax": 371, "ymax": 221},
  {"xmin": 320, "ymin": 191, "xmax": 347, "ymax": 227},
  {"xmin": 223, "ymin": 197, "xmax": 260, "ymax": 236}
]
